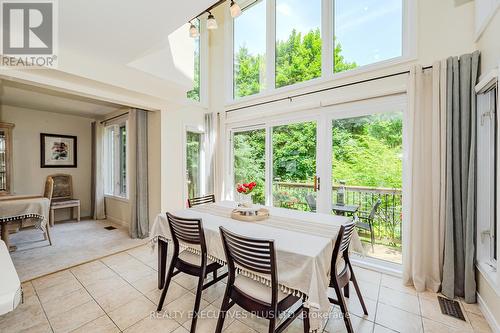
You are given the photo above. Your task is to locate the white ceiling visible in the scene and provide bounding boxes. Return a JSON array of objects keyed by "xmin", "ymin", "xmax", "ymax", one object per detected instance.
[
  {"xmin": 0, "ymin": 80, "xmax": 124, "ymax": 118},
  {"xmin": 54, "ymin": 0, "xmax": 217, "ymax": 100}
]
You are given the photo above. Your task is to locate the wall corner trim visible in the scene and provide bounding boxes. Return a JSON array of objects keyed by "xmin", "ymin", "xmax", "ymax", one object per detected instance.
[{"xmin": 477, "ymin": 292, "xmax": 500, "ymax": 333}]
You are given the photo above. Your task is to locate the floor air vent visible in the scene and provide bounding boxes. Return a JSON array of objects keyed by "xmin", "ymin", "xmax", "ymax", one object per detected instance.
[
  {"xmin": 437, "ymin": 296, "xmax": 466, "ymax": 321},
  {"xmin": 104, "ymin": 226, "xmax": 117, "ymax": 230}
]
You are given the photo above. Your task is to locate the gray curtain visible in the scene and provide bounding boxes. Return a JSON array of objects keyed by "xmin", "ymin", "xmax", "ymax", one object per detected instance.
[
  {"xmin": 204, "ymin": 112, "xmax": 216, "ymax": 195},
  {"xmin": 129, "ymin": 109, "xmax": 149, "ymax": 239},
  {"xmin": 91, "ymin": 121, "xmax": 106, "ymax": 219},
  {"xmin": 442, "ymin": 51, "xmax": 480, "ymax": 303}
]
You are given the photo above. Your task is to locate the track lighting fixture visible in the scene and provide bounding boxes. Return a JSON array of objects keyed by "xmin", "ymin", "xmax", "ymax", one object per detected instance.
[
  {"xmin": 230, "ymin": 0, "xmax": 241, "ymax": 18},
  {"xmin": 189, "ymin": 22, "xmax": 199, "ymax": 38},
  {"xmin": 206, "ymin": 12, "xmax": 218, "ymax": 30}
]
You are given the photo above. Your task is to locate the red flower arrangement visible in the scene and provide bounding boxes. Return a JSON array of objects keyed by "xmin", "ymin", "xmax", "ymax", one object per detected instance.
[{"xmin": 236, "ymin": 181, "xmax": 257, "ymax": 194}]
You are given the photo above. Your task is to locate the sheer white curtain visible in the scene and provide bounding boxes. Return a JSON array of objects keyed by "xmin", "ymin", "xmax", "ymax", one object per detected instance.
[
  {"xmin": 91, "ymin": 121, "xmax": 106, "ymax": 220},
  {"xmin": 204, "ymin": 112, "xmax": 216, "ymax": 195},
  {"xmin": 403, "ymin": 61, "xmax": 447, "ymax": 292}
]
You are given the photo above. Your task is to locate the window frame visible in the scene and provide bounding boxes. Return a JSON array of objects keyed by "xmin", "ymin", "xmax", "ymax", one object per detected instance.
[
  {"xmin": 104, "ymin": 119, "xmax": 129, "ymax": 200},
  {"xmin": 225, "ymin": 0, "xmax": 416, "ymax": 105},
  {"xmin": 476, "ymin": 69, "xmax": 500, "ymax": 296},
  {"xmin": 183, "ymin": 124, "xmax": 207, "ymax": 203},
  {"xmin": 186, "ymin": 16, "xmax": 209, "ymax": 107}
]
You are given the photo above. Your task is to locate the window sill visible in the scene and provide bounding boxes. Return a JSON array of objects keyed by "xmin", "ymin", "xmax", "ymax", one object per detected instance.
[
  {"xmin": 477, "ymin": 262, "xmax": 500, "ymax": 296},
  {"xmin": 104, "ymin": 194, "xmax": 129, "ymax": 203},
  {"xmin": 225, "ymin": 55, "xmax": 416, "ymax": 111}
]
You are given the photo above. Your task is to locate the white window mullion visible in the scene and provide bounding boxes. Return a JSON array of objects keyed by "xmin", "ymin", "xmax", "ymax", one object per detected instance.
[
  {"xmin": 322, "ymin": 0, "xmax": 333, "ymax": 78},
  {"xmin": 265, "ymin": 126, "xmax": 272, "ymax": 206},
  {"xmin": 225, "ymin": 9, "xmax": 233, "ymax": 104},
  {"xmin": 200, "ymin": 15, "xmax": 209, "ymax": 105},
  {"xmin": 266, "ymin": 0, "xmax": 276, "ymax": 92}
]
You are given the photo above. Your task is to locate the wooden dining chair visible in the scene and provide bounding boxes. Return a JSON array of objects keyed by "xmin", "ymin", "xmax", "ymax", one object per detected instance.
[
  {"xmin": 157, "ymin": 213, "xmax": 227, "ymax": 333},
  {"xmin": 187, "ymin": 194, "xmax": 215, "ymax": 208},
  {"xmin": 42, "ymin": 177, "xmax": 54, "ymax": 245},
  {"xmin": 216, "ymin": 227, "xmax": 310, "ymax": 333},
  {"xmin": 17, "ymin": 177, "xmax": 53, "ymax": 245},
  {"xmin": 328, "ymin": 221, "xmax": 368, "ymax": 333}
]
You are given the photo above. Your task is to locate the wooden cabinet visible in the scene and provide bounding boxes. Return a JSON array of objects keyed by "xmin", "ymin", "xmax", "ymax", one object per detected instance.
[{"xmin": 0, "ymin": 123, "xmax": 14, "ymax": 195}]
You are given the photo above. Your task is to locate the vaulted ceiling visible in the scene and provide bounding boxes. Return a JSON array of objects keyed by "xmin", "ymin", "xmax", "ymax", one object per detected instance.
[{"xmin": 54, "ymin": 0, "xmax": 217, "ymax": 102}]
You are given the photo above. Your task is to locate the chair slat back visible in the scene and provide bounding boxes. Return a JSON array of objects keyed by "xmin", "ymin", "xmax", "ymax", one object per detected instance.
[
  {"xmin": 166, "ymin": 213, "xmax": 205, "ymax": 248},
  {"xmin": 188, "ymin": 194, "xmax": 216, "ymax": 208},
  {"xmin": 331, "ymin": 221, "xmax": 356, "ymax": 275},
  {"xmin": 219, "ymin": 227, "xmax": 275, "ymax": 275},
  {"xmin": 49, "ymin": 174, "xmax": 73, "ymax": 199}
]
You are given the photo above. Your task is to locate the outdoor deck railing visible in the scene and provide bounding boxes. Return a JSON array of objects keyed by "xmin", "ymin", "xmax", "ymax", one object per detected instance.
[{"xmin": 273, "ymin": 181, "xmax": 403, "ymax": 247}]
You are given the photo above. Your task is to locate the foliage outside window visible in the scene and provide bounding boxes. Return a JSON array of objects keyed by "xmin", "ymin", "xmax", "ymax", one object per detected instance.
[
  {"xmin": 187, "ymin": 19, "xmax": 201, "ymax": 101},
  {"xmin": 275, "ymin": 0, "xmax": 322, "ymax": 88},
  {"xmin": 272, "ymin": 122, "xmax": 317, "ymax": 208},
  {"xmin": 332, "ymin": 113, "xmax": 402, "ymax": 189},
  {"xmin": 233, "ymin": 129, "xmax": 266, "ymax": 204},
  {"xmin": 186, "ymin": 131, "xmax": 203, "ymax": 198},
  {"xmin": 105, "ymin": 122, "xmax": 127, "ymax": 198}
]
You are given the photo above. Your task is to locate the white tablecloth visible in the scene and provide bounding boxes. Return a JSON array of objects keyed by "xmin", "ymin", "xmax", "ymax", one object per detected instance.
[
  {"xmin": 0, "ymin": 196, "xmax": 50, "ymax": 231},
  {"xmin": 151, "ymin": 201, "xmax": 363, "ymax": 331}
]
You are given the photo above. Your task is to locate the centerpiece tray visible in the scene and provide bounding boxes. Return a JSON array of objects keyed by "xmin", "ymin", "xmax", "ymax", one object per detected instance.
[{"xmin": 231, "ymin": 207, "xmax": 270, "ymax": 222}]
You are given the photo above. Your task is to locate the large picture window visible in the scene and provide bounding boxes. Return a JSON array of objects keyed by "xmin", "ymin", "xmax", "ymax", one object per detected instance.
[
  {"xmin": 233, "ymin": 0, "xmax": 266, "ymax": 99},
  {"xmin": 231, "ymin": 0, "xmax": 408, "ymax": 100},
  {"xmin": 104, "ymin": 121, "xmax": 127, "ymax": 198},
  {"xmin": 275, "ymin": 0, "xmax": 322, "ymax": 88},
  {"xmin": 334, "ymin": 0, "xmax": 403, "ymax": 73}
]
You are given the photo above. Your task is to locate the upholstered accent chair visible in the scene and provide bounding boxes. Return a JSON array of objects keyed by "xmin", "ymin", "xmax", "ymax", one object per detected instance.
[{"xmin": 45, "ymin": 174, "xmax": 80, "ymax": 226}]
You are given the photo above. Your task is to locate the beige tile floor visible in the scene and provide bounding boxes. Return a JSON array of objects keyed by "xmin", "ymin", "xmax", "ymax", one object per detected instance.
[{"xmin": 0, "ymin": 244, "xmax": 493, "ymax": 333}]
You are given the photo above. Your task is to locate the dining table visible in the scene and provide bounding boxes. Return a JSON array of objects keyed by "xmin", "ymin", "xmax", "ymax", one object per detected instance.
[
  {"xmin": 0, "ymin": 195, "xmax": 50, "ymax": 251},
  {"xmin": 150, "ymin": 201, "xmax": 363, "ymax": 332}
]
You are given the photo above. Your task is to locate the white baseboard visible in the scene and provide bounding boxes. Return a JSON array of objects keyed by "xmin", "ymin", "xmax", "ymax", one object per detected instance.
[
  {"xmin": 477, "ymin": 292, "xmax": 500, "ymax": 333},
  {"xmin": 105, "ymin": 215, "xmax": 129, "ymax": 228}
]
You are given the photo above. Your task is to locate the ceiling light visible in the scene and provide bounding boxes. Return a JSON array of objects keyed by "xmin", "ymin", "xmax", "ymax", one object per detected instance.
[
  {"xmin": 230, "ymin": 0, "xmax": 241, "ymax": 18},
  {"xmin": 189, "ymin": 22, "xmax": 199, "ymax": 38},
  {"xmin": 207, "ymin": 12, "xmax": 218, "ymax": 30}
]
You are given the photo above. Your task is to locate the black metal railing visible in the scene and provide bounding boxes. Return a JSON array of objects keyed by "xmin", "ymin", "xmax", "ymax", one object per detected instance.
[{"xmin": 272, "ymin": 182, "xmax": 403, "ymax": 247}]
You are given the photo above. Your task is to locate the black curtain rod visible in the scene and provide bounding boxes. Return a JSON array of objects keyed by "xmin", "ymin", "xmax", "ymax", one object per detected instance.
[
  {"xmin": 100, "ymin": 109, "xmax": 155, "ymax": 124},
  {"xmin": 226, "ymin": 65, "xmax": 433, "ymax": 113},
  {"xmin": 100, "ymin": 112, "xmax": 129, "ymax": 124},
  {"xmin": 189, "ymin": 0, "xmax": 226, "ymax": 22}
]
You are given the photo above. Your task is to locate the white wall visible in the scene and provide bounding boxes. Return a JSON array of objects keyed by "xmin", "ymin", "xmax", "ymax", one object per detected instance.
[
  {"xmin": 0, "ymin": 105, "xmax": 93, "ymax": 221},
  {"xmin": 476, "ymin": 8, "xmax": 500, "ymax": 73}
]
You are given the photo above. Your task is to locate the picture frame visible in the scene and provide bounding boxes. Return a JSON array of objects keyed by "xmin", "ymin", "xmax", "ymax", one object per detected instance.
[{"xmin": 40, "ymin": 133, "xmax": 77, "ymax": 168}]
